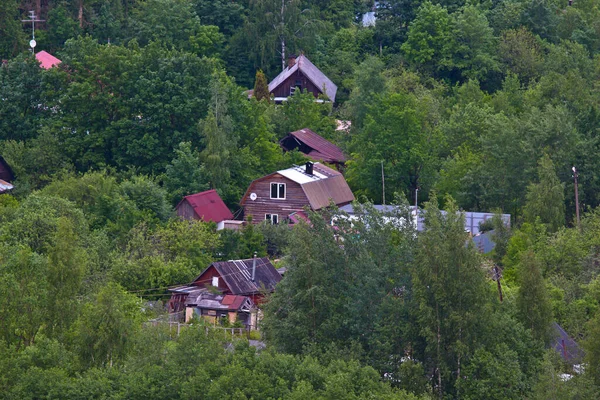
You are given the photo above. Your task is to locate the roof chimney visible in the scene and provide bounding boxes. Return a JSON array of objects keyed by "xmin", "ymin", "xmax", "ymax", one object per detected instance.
[
  {"xmin": 305, "ymin": 161, "xmax": 314, "ymax": 175},
  {"xmin": 251, "ymin": 252, "xmax": 257, "ymax": 282},
  {"xmin": 287, "ymin": 54, "xmax": 297, "ymax": 69}
]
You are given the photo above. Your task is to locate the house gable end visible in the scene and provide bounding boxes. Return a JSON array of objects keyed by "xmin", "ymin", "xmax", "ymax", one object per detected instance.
[{"xmin": 242, "ymin": 174, "xmax": 310, "ymax": 224}]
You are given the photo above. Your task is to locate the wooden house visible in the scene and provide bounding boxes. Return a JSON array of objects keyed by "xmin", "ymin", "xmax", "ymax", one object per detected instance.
[
  {"xmin": 280, "ymin": 128, "xmax": 347, "ymax": 168},
  {"xmin": 168, "ymin": 257, "xmax": 281, "ymax": 328},
  {"xmin": 176, "ymin": 189, "xmax": 234, "ymax": 230},
  {"xmin": 240, "ymin": 162, "xmax": 354, "ymax": 225},
  {"xmin": 0, "ymin": 156, "xmax": 14, "ymax": 194},
  {"xmin": 268, "ymin": 54, "xmax": 337, "ymax": 103}
]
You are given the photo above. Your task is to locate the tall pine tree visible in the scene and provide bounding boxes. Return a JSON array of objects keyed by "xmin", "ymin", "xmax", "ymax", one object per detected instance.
[{"xmin": 516, "ymin": 249, "xmax": 553, "ymax": 345}]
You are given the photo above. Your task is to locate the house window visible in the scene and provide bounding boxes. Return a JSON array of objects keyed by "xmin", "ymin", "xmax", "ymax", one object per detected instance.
[
  {"xmin": 212, "ymin": 276, "xmax": 219, "ymax": 287},
  {"xmin": 270, "ymin": 182, "xmax": 286, "ymax": 199},
  {"xmin": 266, "ymin": 214, "xmax": 279, "ymax": 224}
]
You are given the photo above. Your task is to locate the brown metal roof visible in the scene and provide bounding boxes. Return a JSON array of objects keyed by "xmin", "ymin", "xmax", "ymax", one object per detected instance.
[
  {"xmin": 195, "ymin": 257, "xmax": 281, "ymax": 296},
  {"xmin": 281, "ymin": 128, "xmax": 347, "ymax": 164},
  {"xmin": 302, "ymin": 174, "xmax": 354, "ymax": 210}
]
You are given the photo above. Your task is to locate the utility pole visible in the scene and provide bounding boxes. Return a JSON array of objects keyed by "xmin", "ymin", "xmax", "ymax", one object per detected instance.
[
  {"xmin": 21, "ymin": 11, "xmax": 45, "ymax": 54},
  {"xmin": 381, "ymin": 161, "xmax": 385, "ymax": 205},
  {"xmin": 493, "ymin": 266, "xmax": 503, "ymax": 302},
  {"xmin": 572, "ymin": 166, "xmax": 581, "ymax": 231},
  {"xmin": 415, "ymin": 188, "xmax": 418, "ymax": 208}
]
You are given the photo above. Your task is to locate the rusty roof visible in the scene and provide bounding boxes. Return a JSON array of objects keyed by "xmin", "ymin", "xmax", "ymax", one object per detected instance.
[
  {"xmin": 281, "ymin": 128, "xmax": 347, "ymax": 164},
  {"xmin": 268, "ymin": 54, "xmax": 337, "ymax": 102},
  {"xmin": 178, "ymin": 288, "xmax": 254, "ymax": 311},
  {"xmin": 195, "ymin": 257, "xmax": 281, "ymax": 296},
  {"xmin": 302, "ymin": 174, "xmax": 354, "ymax": 210},
  {"xmin": 176, "ymin": 189, "xmax": 233, "ymax": 223}
]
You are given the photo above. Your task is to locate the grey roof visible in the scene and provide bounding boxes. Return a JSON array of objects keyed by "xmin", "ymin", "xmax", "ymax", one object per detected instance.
[
  {"xmin": 339, "ymin": 204, "xmax": 510, "ymax": 236},
  {"xmin": 197, "ymin": 257, "xmax": 281, "ymax": 296},
  {"xmin": 268, "ymin": 54, "xmax": 338, "ymax": 102},
  {"xmin": 552, "ymin": 322, "xmax": 585, "ymax": 363},
  {"xmin": 472, "ymin": 230, "xmax": 497, "ymax": 254}
]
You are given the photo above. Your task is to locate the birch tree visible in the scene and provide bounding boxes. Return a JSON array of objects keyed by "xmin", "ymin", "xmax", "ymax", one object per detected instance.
[{"xmin": 412, "ymin": 196, "xmax": 488, "ymax": 398}]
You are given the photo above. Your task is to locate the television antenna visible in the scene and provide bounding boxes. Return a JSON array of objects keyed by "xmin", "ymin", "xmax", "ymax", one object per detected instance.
[{"xmin": 21, "ymin": 11, "xmax": 45, "ymax": 53}]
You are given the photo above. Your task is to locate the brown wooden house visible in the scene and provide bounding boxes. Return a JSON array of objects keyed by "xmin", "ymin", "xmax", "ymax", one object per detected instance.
[
  {"xmin": 240, "ymin": 162, "xmax": 354, "ymax": 225},
  {"xmin": 0, "ymin": 155, "xmax": 14, "ymax": 194},
  {"xmin": 280, "ymin": 128, "xmax": 347, "ymax": 168},
  {"xmin": 168, "ymin": 257, "xmax": 280, "ymax": 310},
  {"xmin": 268, "ymin": 54, "xmax": 337, "ymax": 103}
]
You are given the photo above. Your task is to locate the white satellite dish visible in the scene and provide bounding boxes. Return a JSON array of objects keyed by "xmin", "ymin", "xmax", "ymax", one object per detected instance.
[
  {"xmin": 29, "ymin": 39, "xmax": 37, "ymax": 49},
  {"xmin": 249, "ymin": 193, "xmax": 257, "ymax": 201}
]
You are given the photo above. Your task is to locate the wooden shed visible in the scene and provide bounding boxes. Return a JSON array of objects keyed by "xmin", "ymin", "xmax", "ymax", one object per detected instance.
[{"xmin": 176, "ymin": 189, "xmax": 234, "ymax": 230}]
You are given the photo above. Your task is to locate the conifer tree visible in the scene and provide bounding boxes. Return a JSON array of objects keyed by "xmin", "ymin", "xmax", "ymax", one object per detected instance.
[
  {"xmin": 253, "ymin": 70, "xmax": 270, "ymax": 102},
  {"xmin": 516, "ymin": 250, "xmax": 552, "ymax": 345}
]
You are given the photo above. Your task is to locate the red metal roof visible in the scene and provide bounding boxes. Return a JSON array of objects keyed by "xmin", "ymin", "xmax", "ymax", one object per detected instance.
[
  {"xmin": 179, "ymin": 189, "xmax": 233, "ymax": 223},
  {"xmin": 222, "ymin": 294, "xmax": 247, "ymax": 310},
  {"xmin": 35, "ymin": 51, "xmax": 61, "ymax": 70},
  {"xmin": 284, "ymin": 128, "xmax": 346, "ymax": 164}
]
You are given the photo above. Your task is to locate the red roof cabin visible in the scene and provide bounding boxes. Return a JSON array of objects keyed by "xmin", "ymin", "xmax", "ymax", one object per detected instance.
[
  {"xmin": 35, "ymin": 51, "xmax": 61, "ymax": 70},
  {"xmin": 176, "ymin": 189, "xmax": 234, "ymax": 230}
]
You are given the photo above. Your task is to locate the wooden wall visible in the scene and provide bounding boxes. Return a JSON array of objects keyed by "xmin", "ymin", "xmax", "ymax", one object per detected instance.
[
  {"xmin": 242, "ymin": 174, "xmax": 311, "ymax": 224},
  {"xmin": 193, "ymin": 265, "xmax": 230, "ymax": 293},
  {"xmin": 271, "ymin": 70, "xmax": 322, "ymax": 99},
  {"xmin": 176, "ymin": 199, "xmax": 198, "ymax": 220},
  {"xmin": 0, "ymin": 159, "xmax": 14, "ymax": 182}
]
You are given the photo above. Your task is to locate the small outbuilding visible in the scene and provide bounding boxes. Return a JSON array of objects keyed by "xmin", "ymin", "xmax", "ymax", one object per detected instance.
[{"xmin": 176, "ymin": 189, "xmax": 234, "ymax": 230}]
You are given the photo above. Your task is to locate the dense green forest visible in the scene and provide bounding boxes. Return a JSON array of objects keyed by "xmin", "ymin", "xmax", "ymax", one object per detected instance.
[{"xmin": 3, "ymin": 0, "xmax": 600, "ymax": 398}]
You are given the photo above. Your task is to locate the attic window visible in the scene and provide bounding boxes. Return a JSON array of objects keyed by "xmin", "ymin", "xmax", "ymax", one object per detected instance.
[
  {"xmin": 212, "ymin": 276, "xmax": 219, "ymax": 287},
  {"xmin": 270, "ymin": 183, "xmax": 286, "ymax": 199}
]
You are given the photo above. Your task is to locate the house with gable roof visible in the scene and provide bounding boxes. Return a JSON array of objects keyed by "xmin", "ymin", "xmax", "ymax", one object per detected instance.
[
  {"xmin": 279, "ymin": 128, "xmax": 347, "ymax": 168},
  {"xmin": 168, "ymin": 257, "xmax": 281, "ymax": 327},
  {"xmin": 240, "ymin": 162, "xmax": 354, "ymax": 225},
  {"xmin": 176, "ymin": 189, "xmax": 241, "ymax": 230},
  {"xmin": 268, "ymin": 54, "xmax": 337, "ymax": 103}
]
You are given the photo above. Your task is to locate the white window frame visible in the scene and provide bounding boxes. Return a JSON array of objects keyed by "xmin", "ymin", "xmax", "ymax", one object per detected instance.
[
  {"xmin": 270, "ymin": 182, "xmax": 286, "ymax": 199},
  {"xmin": 212, "ymin": 276, "xmax": 219, "ymax": 287},
  {"xmin": 265, "ymin": 213, "xmax": 279, "ymax": 225}
]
